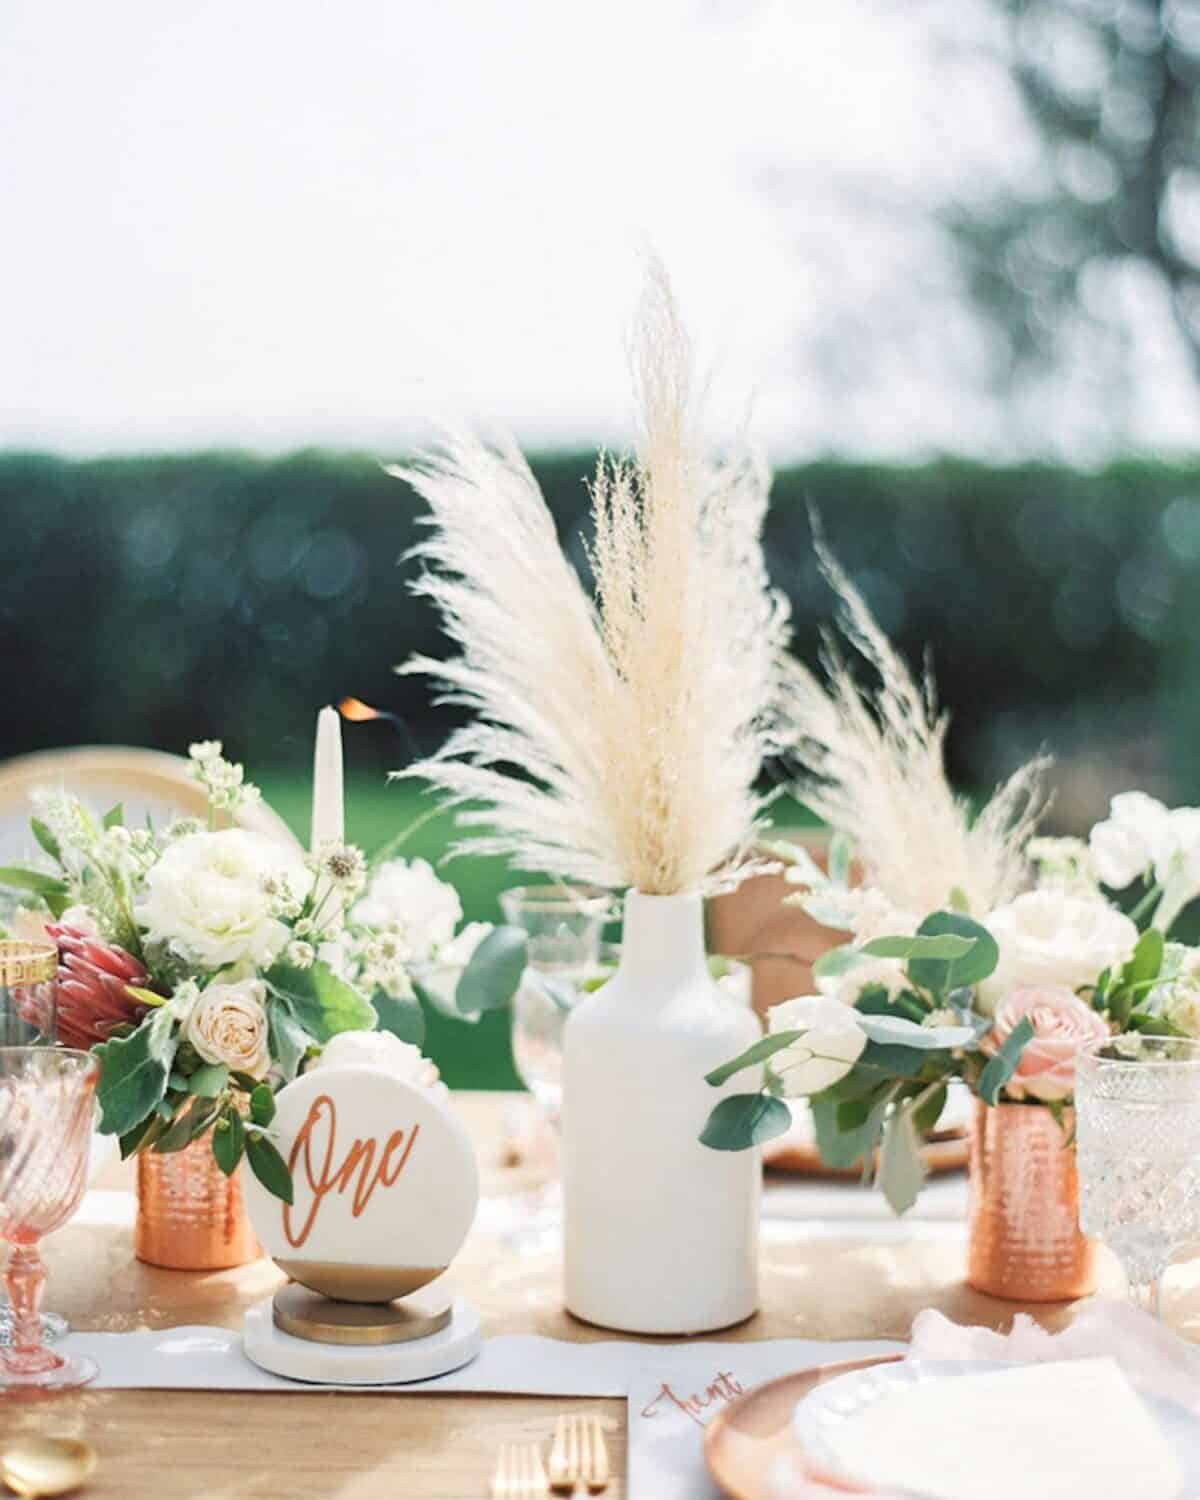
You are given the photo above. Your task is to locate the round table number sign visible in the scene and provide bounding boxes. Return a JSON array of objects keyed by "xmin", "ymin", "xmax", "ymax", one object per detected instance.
[{"xmin": 244, "ymin": 1043, "xmax": 479, "ymax": 1305}]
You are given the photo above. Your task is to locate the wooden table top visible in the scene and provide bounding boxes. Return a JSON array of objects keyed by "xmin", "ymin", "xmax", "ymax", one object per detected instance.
[{"xmin": 4, "ymin": 1092, "xmax": 1198, "ymax": 1500}]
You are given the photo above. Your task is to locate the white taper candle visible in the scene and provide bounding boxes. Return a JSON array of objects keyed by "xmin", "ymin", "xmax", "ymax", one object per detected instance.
[{"xmin": 311, "ymin": 705, "xmax": 345, "ymax": 854}]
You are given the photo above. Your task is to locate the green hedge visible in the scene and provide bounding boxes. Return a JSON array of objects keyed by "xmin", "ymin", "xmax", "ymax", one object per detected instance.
[{"xmin": 1, "ymin": 449, "xmax": 1195, "ymax": 792}]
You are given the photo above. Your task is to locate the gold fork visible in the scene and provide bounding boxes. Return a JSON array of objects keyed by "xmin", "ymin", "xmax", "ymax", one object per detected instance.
[
  {"xmin": 549, "ymin": 1413, "xmax": 609, "ymax": 1494},
  {"xmin": 491, "ymin": 1441, "xmax": 549, "ymax": 1499}
]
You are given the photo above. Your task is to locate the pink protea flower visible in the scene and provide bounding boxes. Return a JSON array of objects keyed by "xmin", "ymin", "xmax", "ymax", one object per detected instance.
[{"xmin": 46, "ymin": 922, "xmax": 153, "ymax": 1050}]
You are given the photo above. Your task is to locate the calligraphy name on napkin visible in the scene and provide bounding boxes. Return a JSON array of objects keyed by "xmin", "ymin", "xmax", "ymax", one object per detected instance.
[
  {"xmin": 640, "ymin": 1369, "xmax": 745, "ymax": 1427},
  {"xmin": 244, "ymin": 1051, "xmax": 479, "ymax": 1301}
]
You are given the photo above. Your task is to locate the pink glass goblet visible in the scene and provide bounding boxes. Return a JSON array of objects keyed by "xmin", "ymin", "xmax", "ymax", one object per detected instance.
[{"xmin": 0, "ymin": 1047, "xmax": 98, "ymax": 1392}]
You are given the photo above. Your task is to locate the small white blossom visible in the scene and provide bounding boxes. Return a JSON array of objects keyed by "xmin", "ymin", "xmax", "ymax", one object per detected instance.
[
  {"xmin": 319, "ymin": 843, "xmax": 369, "ymax": 894},
  {"xmin": 188, "ymin": 740, "xmax": 223, "ymax": 763},
  {"xmin": 293, "ymin": 917, "xmax": 314, "ymax": 938},
  {"xmin": 286, "ymin": 940, "xmax": 316, "ymax": 969}
]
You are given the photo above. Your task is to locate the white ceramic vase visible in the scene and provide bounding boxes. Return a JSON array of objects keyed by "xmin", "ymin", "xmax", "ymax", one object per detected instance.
[{"xmin": 561, "ymin": 888, "xmax": 762, "ymax": 1334}]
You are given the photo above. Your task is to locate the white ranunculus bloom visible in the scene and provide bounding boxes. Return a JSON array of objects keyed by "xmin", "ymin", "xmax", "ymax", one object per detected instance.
[
  {"xmin": 767, "ymin": 995, "xmax": 867, "ymax": 1098},
  {"xmin": 1089, "ymin": 791, "xmax": 1170, "ymax": 890},
  {"xmin": 351, "ymin": 858, "xmax": 463, "ymax": 962},
  {"xmin": 186, "ymin": 976, "xmax": 271, "ymax": 1077},
  {"xmin": 136, "ymin": 829, "xmax": 310, "ymax": 970},
  {"xmin": 977, "ymin": 890, "xmax": 1137, "ymax": 1016},
  {"xmin": 314, "ymin": 1030, "xmax": 445, "ymax": 1093}
]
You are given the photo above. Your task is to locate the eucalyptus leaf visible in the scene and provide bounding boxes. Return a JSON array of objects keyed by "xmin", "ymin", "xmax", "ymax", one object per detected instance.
[
  {"xmin": 812, "ymin": 945, "xmax": 869, "ymax": 981},
  {"xmin": 699, "ymin": 1092, "xmax": 791, "ymax": 1151},
  {"xmin": 704, "ymin": 1030, "xmax": 800, "ymax": 1087},
  {"xmin": 856, "ymin": 1013, "xmax": 974, "ymax": 1051},
  {"xmin": 267, "ymin": 1000, "xmax": 311, "ymax": 1084},
  {"xmin": 858, "ymin": 1037, "xmax": 940, "ymax": 1077},
  {"xmin": 877, "ymin": 1105, "xmax": 927, "ymax": 1215},
  {"xmin": 455, "ymin": 925, "xmax": 527, "ymax": 1014},
  {"xmin": 810, "ymin": 1084, "xmax": 892, "ymax": 1171},
  {"xmin": 373, "ymin": 988, "xmax": 426, "ymax": 1047},
  {"xmin": 246, "ymin": 1131, "xmax": 293, "ymax": 1203},
  {"xmin": 978, "ymin": 1015, "xmax": 1036, "ymax": 1105},
  {"xmin": 861, "ymin": 933, "xmax": 976, "ymax": 962},
  {"xmin": 412, "ymin": 966, "xmax": 480, "ymax": 1023},
  {"xmin": 94, "ymin": 1007, "xmax": 176, "ymax": 1136},
  {"xmin": 266, "ymin": 959, "xmax": 376, "ymax": 1043},
  {"xmin": 907, "ymin": 911, "xmax": 999, "ymax": 995},
  {"xmin": 184, "ymin": 1062, "xmax": 228, "ymax": 1098}
]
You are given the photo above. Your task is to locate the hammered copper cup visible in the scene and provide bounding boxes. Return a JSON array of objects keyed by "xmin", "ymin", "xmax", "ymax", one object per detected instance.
[
  {"xmin": 136, "ymin": 1128, "xmax": 261, "ymax": 1270},
  {"xmin": 967, "ymin": 1099, "xmax": 1097, "ymax": 1301}
]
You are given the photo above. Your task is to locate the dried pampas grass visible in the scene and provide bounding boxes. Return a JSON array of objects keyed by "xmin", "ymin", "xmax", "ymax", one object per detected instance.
[
  {"xmin": 390, "ymin": 258, "xmax": 789, "ymax": 895},
  {"xmin": 778, "ymin": 521, "xmax": 1048, "ymax": 917}
]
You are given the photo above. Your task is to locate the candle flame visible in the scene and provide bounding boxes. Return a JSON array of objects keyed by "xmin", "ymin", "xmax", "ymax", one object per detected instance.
[{"xmin": 338, "ymin": 697, "xmax": 382, "ymax": 723}]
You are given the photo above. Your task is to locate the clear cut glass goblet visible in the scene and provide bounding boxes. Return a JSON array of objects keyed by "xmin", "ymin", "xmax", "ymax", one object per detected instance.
[
  {"xmin": 1075, "ymin": 1036, "xmax": 1200, "ymax": 1321},
  {"xmin": 0, "ymin": 1047, "xmax": 99, "ymax": 1391},
  {"xmin": 494, "ymin": 884, "xmax": 610, "ymax": 1249}
]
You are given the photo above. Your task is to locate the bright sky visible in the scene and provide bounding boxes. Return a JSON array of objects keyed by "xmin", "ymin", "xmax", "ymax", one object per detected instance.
[{"xmin": 1, "ymin": 0, "xmax": 1195, "ymax": 460}]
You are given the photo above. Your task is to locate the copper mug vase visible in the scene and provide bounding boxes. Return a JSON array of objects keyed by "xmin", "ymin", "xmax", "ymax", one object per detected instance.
[
  {"xmin": 135, "ymin": 1130, "xmax": 260, "ymax": 1271},
  {"xmin": 967, "ymin": 1099, "xmax": 1096, "ymax": 1301}
]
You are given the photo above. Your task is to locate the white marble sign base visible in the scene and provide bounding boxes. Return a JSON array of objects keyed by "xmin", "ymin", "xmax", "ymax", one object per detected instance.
[{"xmin": 242, "ymin": 1296, "xmax": 482, "ymax": 1385}]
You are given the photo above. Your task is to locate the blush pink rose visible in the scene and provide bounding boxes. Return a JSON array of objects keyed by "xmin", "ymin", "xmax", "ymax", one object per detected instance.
[{"xmin": 984, "ymin": 984, "xmax": 1109, "ymax": 1103}]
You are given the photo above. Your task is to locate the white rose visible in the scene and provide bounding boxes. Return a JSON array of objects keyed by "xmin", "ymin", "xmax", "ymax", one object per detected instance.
[
  {"xmin": 186, "ymin": 977, "xmax": 270, "ymax": 1077},
  {"xmin": 351, "ymin": 858, "xmax": 463, "ymax": 962},
  {"xmin": 977, "ymin": 890, "xmax": 1137, "ymax": 1016},
  {"xmin": 136, "ymin": 829, "xmax": 310, "ymax": 970},
  {"xmin": 766, "ymin": 995, "xmax": 867, "ymax": 1097},
  {"xmin": 313, "ymin": 1030, "xmax": 444, "ymax": 1093},
  {"xmin": 1089, "ymin": 792, "xmax": 1169, "ymax": 890}
]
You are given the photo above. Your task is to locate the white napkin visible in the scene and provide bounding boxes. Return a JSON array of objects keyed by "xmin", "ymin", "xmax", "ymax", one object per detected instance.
[
  {"xmin": 819, "ymin": 1356, "xmax": 1183, "ymax": 1500},
  {"xmin": 910, "ymin": 1302, "xmax": 1200, "ymax": 1415}
]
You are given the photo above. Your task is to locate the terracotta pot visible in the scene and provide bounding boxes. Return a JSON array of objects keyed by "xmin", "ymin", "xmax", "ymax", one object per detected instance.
[
  {"xmin": 135, "ymin": 1130, "xmax": 261, "ymax": 1270},
  {"xmin": 967, "ymin": 1099, "xmax": 1096, "ymax": 1301}
]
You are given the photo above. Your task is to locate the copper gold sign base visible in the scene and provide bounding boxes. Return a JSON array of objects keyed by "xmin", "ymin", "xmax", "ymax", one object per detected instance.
[{"xmin": 272, "ymin": 1283, "xmax": 453, "ymax": 1347}]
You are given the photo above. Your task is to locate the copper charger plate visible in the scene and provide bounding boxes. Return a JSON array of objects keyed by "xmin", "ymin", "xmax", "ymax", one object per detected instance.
[
  {"xmin": 764, "ymin": 1126, "xmax": 968, "ymax": 1178},
  {"xmin": 704, "ymin": 1354, "xmax": 904, "ymax": 1498}
]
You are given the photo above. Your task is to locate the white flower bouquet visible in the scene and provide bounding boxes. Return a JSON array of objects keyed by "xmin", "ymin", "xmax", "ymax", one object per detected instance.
[
  {"xmin": 700, "ymin": 531, "xmax": 1200, "ymax": 1213},
  {"xmin": 0, "ymin": 743, "xmax": 526, "ymax": 1202}
]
